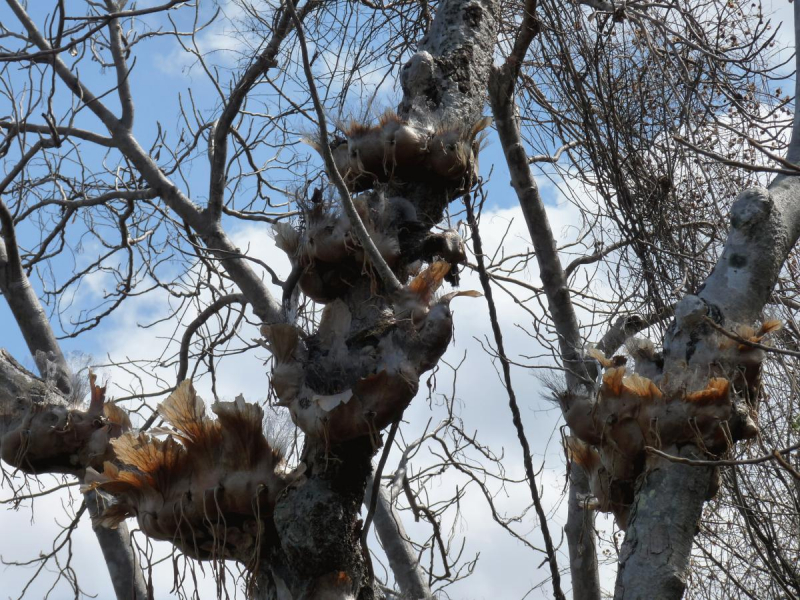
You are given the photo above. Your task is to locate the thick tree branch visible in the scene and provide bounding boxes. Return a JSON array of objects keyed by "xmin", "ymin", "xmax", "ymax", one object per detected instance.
[
  {"xmin": 0, "ymin": 121, "xmax": 115, "ymax": 147},
  {"xmin": 594, "ymin": 309, "xmax": 673, "ymax": 356},
  {"xmin": 489, "ymin": 41, "xmax": 601, "ymax": 600},
  {"xmin": 565, "ymin": 467, "xmax": 601, "ymax": 600},
  {"xmin": 364, "ymin": 475, "xmax": 432, "ymax": 598},
  {"xmin": 103, "ymin": 1, "xmax": 135, "ymax": 131},
  {"xmin": 489, "ymin": 67, "xmax": 592, "ymax": 390},
  {"xmin": 0, "ymin": 143, "xmax": 72, "ymax": 393},
  {"xmin": 176, "ymin": 294, "xmax": 247, "ymax": 382}
]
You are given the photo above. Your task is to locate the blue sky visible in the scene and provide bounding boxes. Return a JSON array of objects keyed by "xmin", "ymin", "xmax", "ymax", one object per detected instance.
[{"xmin": 0, "ymin": 0, "xmax": 528, "ymax": 367}]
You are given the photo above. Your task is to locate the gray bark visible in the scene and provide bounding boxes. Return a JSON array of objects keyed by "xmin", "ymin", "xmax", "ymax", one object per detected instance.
[
  {"xmin": 614, "ymin": 2, "xmax": 800, "ymax": 595},
  {"xmin": 488, "ymin": 58, "xmax": 594, "ymax": 389},
  {"xmin": 0, "ymin": 142, "xmax": 72, "ymax": 395},
  {"xmin": 489, "ymin": 57, "xmax": 601, "ymax": 600},
  {"xmin": 613, "ymin": 446, "xmax": 714, "ymax": 600},
  {"xmin": 0, "ymin": 273, "xmax": 71, "ymax": 393},
  {"xmin": 614, "ymin": 181, "xmax": 800, "ymax": 600},
  {"xmin": 565, "ymin": 468, "xmax": 601, "ymax": 600},
  {"xmin": 85, "ymin": 488, "xmax": 149, "ymax": 600},
  {"xmin": 398, "ymin": 0, "xmax": 497, "ymax": 223},
  {"xmin": 0, "ymin": 349, "xmax": 66, "ymax": 431},
  {"xmin": 0, "ymin": 350, "xmax": 149, "ymax": 599}
]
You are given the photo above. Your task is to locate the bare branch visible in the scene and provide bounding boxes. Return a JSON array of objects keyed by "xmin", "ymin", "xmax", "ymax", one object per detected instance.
[{"xmin": 287, "ymin": 0, "xmax": 402, "ymax": 296}]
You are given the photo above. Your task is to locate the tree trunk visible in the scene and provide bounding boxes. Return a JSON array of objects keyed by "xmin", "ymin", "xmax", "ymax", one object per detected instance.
[
  {"xmin": 365, "ymin": 474, "xmax": 432, "ymax": 598},
  {"xmin": 613, "ymin": 446, "xmax": 713, "ymax": 600},
  {"xmin": 612, "ymin": 2, "xmax": 800, "ymax": 581},
  {"xmin": 566, "ymin": 468, "xmax": 601, "ymax": 600}
]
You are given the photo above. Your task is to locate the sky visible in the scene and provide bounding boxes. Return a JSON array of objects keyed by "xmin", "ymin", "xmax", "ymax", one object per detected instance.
[{"xmin": 0, "ymin": 0, "xmax": 796, "ymax": 598}]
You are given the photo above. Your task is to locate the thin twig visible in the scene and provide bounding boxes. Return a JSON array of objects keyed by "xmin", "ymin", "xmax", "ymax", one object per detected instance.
[
  {"xmin": 286, "ymin": 0, "xmax": 402, "ymax": 296},
  {"xmin": 464, "ymin": 193, "xmax": 566, "ymax": 600},
  {"xmin": 645, "ymin": 442, "xmax": 800, "ymax": 468},
  {"xmin": 703, "ymin": 317, "xmax": 800, "ymax": 358},
  {"xmin": 528, "ymin": 140, "xmax": 582, "ymax": 164}
]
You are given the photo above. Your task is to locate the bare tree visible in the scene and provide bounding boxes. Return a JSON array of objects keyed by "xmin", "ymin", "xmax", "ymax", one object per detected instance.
[{"xmin": 0, "ymin": 0, "xmax": 798, "ymax": 598}]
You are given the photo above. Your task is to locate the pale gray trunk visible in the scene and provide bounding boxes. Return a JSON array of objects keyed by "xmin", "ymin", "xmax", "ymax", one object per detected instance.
[
  {"xmin": 489, "ymin": 59, "xmax": 601, "ymax": 600},
  {"xmin": 614, "ymin": 2, "xmax": 800, "ymax": 593},
  {"xmin": 565, "ymin": 468, "xmax": 601, "ymax": 600},
  {"xmin": 85, "ymin": 488, "xmax": 149, "ymax": 600},
  {"xmin": 614, "ymin": 179, "xmax": 800, "ymax": 600},
  {"xmin": 365, "ymin": 476, "xmax": 432, "ymax": 599}
]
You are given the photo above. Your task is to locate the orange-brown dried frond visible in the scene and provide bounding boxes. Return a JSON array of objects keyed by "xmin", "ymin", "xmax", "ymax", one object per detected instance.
[
  {"xmin": 81, "ymin": 461, "xmax": 119, "ymax": 492},
  {"xmin": 439, "ymin": 290, "xmax": 482, "ymax": 304},
  {"xmin": 684, "ymin": 378, "xmax": 730, "ymax": 405},
  {"xmin": 566, "ymin": 437, "xmax": 600, "ymax": 471},
  {"xmin": 378, "ymin": 111, "xmax": 402, "ymax": 127},
  {"xmin": 602, "ymin": 367, "xmax": 626, "ymax": 396},
  {"xmin": 757, "ymin": 319, "xmax": 783, "ymax": 338},
  {"xmin": 89, "ymin": 460, "xmax": 151, "ymax": 494},
  {"xmin": 145, "ymin": 436, "xmax": 189, "ymax": 493},
  {"xmin": 112, "ymin": 433, "xmax": 177, "ymax": 474},
  {"xmin": 213, "ymin": 396, "xmax": 280, "ymax": 467},
  {"xmin": 623, "ymin": 374, "xmax": 663, "ymax": 401},
  {"xmin": 261, "ymin": 324, "xmax": 299, "ymax": 364},
  {"xmin": 213, "ymin": 395, "xmax": 263, "ymax": 432},
  {"xmin": 103, "ymin": 402, "xmax": 131, "ymax": 431},
  {"xmin": 587, "ymin": 347, "xmax": 613, "ymax": 369},
  {"xmin": 157, "ymin": 381, "xmax": 209, "ymax": 444},
  {"xmin": 88, "ymin": 370, "xmax": 106, "ymax": 415},
  {"xmin": 408, "ymin": 261, "xmax": 451, "ymax": 303},
  {"xmin": 110, "ymin": 435, "xmax": 188, "ymax": 496},
  {"xmin": 342, "ymin": 120, "xmax": 375, "ymax": 137},
  {"xmin": 470, "ymin": 116, "xmax": 493, "ymax": 140},
  {"xmin": 733, "ymin": 324, "xmax": 755, "ymax": 341},
  {"xmin": 102, "ymin": 470, "xmax": 150, "ymax": 494}
]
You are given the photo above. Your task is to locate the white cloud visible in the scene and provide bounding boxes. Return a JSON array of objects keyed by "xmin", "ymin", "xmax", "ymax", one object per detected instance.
[{"xmin": 0, "ymin": 190, "xmax": 623, "ymax": 598}]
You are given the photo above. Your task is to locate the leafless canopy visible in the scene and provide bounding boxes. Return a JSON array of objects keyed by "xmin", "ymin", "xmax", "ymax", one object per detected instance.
[{"xmin": 0, "ymin": 0, "xmax": 798, "ymax": 598}]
